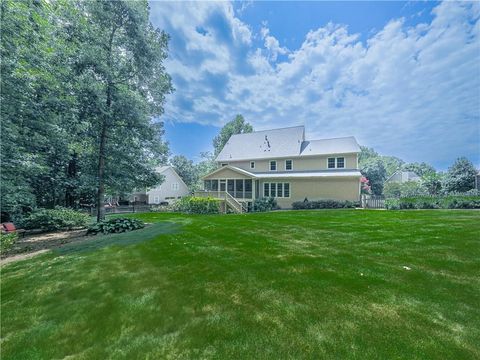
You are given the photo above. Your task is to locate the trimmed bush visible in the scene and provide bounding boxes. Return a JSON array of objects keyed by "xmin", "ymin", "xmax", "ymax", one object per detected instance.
[
  {"xmin": 87, "ymin": 217, "xmax": 144, "ymax": 235},
  {"xmin": 386, "ymin": 195, "xmax": 480, "ymax": 210},
  {"xmin": 292, "ymin": 199, "xmax": 358, "ymax": 210},
  {"xmin": 173, "ymin": 196, "xmax": 220, "ymax": 214},
  {"xmin": 23, "ymin": 207, "xmax": 90, "ymax": 231},
  {"xmin": 0, "ymin": 232, "xmax": 17, "ymax": 253},
  {"xmin": 252, "ymin": 197, "xmax": 278, "ymax": 212}
]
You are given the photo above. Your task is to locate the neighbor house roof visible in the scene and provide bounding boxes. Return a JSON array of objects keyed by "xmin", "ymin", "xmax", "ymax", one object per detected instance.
[
  {"xmin": 385, "ymin": 170, "xmax": 421, "ymax": 183},
  {"xmin": 202, "ymin": 165, "xmax": 361, "ymax": 180},
  {"xmin": 216, "ymin": 126, "xmax": 360, "ymax": 162}
]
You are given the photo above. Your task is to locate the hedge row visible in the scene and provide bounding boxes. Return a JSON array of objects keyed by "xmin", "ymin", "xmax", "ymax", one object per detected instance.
[
  {"xmin": 22, "ymin": 207, "xmax": 90, "ymax": 231},
  {"xmin": 385, "ymin": 196, "xmax": 480, "ymax": 210},
  {"xmin": 173, "ymin": 196, "xmax": 220, "ymax": 214},
  {"xmin": 292, "ymin": 199, "xmax": 359, "ymax": 210}
]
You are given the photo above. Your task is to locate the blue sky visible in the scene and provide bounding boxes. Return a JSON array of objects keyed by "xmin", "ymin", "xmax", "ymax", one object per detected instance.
[{"xmin": 151, "ymin": 1, "xmax": 480, "ymax": 169}]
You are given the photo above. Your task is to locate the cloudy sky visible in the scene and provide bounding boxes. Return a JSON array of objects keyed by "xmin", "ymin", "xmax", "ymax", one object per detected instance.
[{"xmin": 150, "ymin": 1, "xmax": 480, "ymax": 169}]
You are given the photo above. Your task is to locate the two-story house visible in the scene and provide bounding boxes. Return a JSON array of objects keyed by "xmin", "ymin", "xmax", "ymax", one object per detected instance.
[{"xmin": 200, "ymin": 126, "xmax": 362, "ymax": 210}]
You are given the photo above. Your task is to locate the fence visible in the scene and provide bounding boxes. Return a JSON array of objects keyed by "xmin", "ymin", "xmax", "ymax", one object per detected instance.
[
  {"xmin": 89, "ymin": 205, "xmax": 156, "ymax": 216},
  {"xmin": 361, "ymin": 195, "xmax": 385, "ymax": 209}
]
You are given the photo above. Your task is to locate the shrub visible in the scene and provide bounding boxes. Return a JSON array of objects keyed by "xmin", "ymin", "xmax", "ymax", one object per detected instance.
[
  {"xmin": 173, "ymin": 196, "xmax": 220, "ymax": 214},
  {"xmin": 23, "ymin": 207, "xmax": 90, "ymax": 231},
  {"xmin": 252, "ymin": 197, "xmax": 278, "ymax": 212},
  {"xmin": 87, "ymin": 217, "xmax": 144, "ymax": 235},
  {"xmin": 386, "ymin": 195, "xmax": 480, "ymax": 210},
  {"xmin": 292, "ymin": 199, "xmax": 358, "ymax": 210},
  {"xmin": 0, "ymin": 232, "xmax": 17, "ymax": 253}
]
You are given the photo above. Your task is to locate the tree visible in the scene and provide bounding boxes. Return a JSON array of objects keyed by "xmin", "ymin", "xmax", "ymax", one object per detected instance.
[
  {"xmin": 442, "ymin": 157, "xmax": 477, "ymax": 193},
  {"xmin": 195, "ymin": 152, "xmax": 217, "ymax": 189},
  {"xmin": 358, "ymin": 147, "xmax": 403, "ymax": 177},
  {"xmin": 360, "ymin": 158, "xmax": 387, "ymax": 195},
  {"xmin": 212, "ymin": 115, "xmax": 253, "ymax": 156},
  {"xmin": 422, "ymin": 172, "xmax": 443, "ymax": 195},
  {"xmin": 74, "ymin": 0, "xmax": 173, "ymax": 221},
  {"xmin": 170, "ymin": 155, "xmax": 198, "ymax": 188},
  {"xmin": 403, "ymin": 162, "xmax": 436, "ymax": 177}
]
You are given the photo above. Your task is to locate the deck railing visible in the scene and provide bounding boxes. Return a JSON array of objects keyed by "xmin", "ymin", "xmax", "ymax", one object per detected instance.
[{"xmin": 194, "ymin": 190, "xmax": 245, "ymax": 213}]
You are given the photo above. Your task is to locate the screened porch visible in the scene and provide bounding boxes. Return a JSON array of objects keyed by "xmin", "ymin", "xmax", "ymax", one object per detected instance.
[{"xmin": 203, "ymin": 179, "xmax": 254, "ymax": 199}]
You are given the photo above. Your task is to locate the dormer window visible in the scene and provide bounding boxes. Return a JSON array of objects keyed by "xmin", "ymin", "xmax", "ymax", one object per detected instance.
[
  {"xmin": 328, "ymin": 157, "xmax": 345, "ymax": 169},
  {"xmin": 221, "ymin": 163, "xmax": 228, "ymax": 167},
  {"xmin": 250, "ymin": 161, "xmax": 255, "ymax": 169},
  {"xmin": 285, "ymin": 159, "xmax": 293, "ymax": 171},
  {"xmin": 270, "ymin": 160, "xmax": 277, "ymax": 171}
]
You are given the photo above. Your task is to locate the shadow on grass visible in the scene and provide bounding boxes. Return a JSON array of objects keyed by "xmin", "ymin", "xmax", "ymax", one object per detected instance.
[{"xmin": 55, "ymin": 221, "xmax": 180, "ymax": 255}]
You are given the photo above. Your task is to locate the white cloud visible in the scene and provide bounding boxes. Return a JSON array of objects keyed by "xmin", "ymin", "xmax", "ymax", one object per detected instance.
[{"xmin": 150, "ymin": 1, "xmax": 480, "ymax": 168}]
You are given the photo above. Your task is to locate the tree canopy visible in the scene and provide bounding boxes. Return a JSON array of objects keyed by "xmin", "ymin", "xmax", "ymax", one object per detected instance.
[
  {"xmin": 212, "ymin": 115, "xmax": 253, "ymax": 156},
  {"xmin": 1, "ymin": 0, "xmax": 172, "ymax": 222}
]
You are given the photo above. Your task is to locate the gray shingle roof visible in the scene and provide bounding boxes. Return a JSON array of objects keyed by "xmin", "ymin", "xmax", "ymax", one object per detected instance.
[
  {"xmin": 216, "ymin": 126, "xmax": 360, "ymax": 162},
  {"xmin": 300, "ymin": 137, "xmax": 360, "ymax": 156},
  {"xmin": 216, "ymin": 126, "xmax": 305, "ymax": 162}
]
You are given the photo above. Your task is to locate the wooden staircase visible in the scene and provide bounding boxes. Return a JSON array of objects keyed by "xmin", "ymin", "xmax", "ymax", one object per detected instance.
[{"xmin": 194, "ymin": 191, "xmax": 247, "ymax": 214}]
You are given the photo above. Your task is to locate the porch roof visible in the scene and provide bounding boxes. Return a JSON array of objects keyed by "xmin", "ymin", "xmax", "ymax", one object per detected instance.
[{"xmin": 202, "ymin": 166, "xmax": 362, "ymax": 180}]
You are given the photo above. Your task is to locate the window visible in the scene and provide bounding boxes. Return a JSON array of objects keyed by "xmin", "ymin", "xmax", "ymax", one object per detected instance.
[
  {"xmin": 328, "ymin": 158, "xmax": 336, "ymax": 169},
  {"xmin": 211, "ymin": 180, "xmax": 218, "ymax": 191},
  {"xmin": 270, "ymin": 183, "xmax": 276, "ymax": 197},
  {"xmin": 250, "ymin": 161, "xmax": 255, "ymax": 169},
  {"xmin": 336, "ymin": 157, "xmax": 345, "ymax": 168},
  {"xmin": 154, "ymin": 196, "xmax": 159, "ymax": 203},
  {"xmin": 270, "ymin": 160, "xmax": 277, "ymax": 171},
  {"xmin": 285, "ymin": 159, "xmax": 293, "ymax": 171},
  {"xmin": 220, "ymin": 179, "xmax": 226, "ymax": 191},
  {"xmin": 172, "ymin": 182, "xmax": 179, "ymax": 191},
  {"xmin": 221, "ymin": 163, "xmax": 228, "ymax": 167},
  {"xmin": 277, "ymin": 183, "xmax": 283, "ymax": 198},
  {"xmin": 328, "ymin": 157, "xmax": 345, "ymax": 169},
  {"xmin": 263, "ymin": 183, "xmax": 290, "ymax": 198}
]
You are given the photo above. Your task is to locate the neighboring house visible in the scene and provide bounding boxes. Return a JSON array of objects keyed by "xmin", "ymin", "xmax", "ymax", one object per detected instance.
[
  {"xmin": 200, "ymin": 125, "xmax": 362, "ymax": 210},
  {"xmin": 130, "ymin": 166, "xmax": 189, "ymax": 204},
  {"xmin": 476, "ymin": 172, "xmax": 480, "ymax": 191},
  {"xmin": 385, "ymin": 170, "xmax": 421, "ymax": 184}
]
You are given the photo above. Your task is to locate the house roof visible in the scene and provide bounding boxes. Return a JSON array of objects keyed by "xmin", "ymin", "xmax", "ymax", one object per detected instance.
[
  {"xmin": 385, "ymin": 170, "xmax": 421, "ymax": 183},
  {"xmin": 215, "ymin": 126, "xmax": 360, "ymax": 162},
  {"xmin": 216, "ymin": 126, "xmax": 305, "ymax": 162},
  {"xmin": 202, "ymin": 165, "xmax": 361, "ymax": 180}
]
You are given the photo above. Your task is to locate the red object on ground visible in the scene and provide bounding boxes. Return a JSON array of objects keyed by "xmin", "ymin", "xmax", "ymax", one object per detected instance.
[{"xmin": 2, "ymin": 222, "xmax": 17, "ymax": 232}]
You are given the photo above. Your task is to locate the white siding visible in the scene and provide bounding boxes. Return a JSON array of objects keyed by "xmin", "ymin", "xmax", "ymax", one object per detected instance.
[{"xmin": 147, "ymin": 167, "xmax": 189, "ymax": 204}]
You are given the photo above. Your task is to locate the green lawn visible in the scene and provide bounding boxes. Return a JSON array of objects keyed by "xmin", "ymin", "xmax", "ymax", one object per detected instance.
[{"xmin": 1, "ymin": 210, "xmax": 479, "ymax": 359}]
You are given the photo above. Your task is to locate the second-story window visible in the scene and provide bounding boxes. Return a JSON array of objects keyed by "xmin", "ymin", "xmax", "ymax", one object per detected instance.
[
  {"xmin": 336, "ymin": 157, "xmax": 345, "ymax": 168},
  {"xmin": 328, "ymin": 157, "xmax": 345, "ymax": 169},
  {"xmin": 285, "ymin": 159, "xmax": 293, "ymax": 170},
  {"xmin": 270, "ymin": 160, "xmax": 277, "ymax": 171},
  {"xmin": 221, "ymin": 163, "xmax": 228, "ymax": 167},
  {"xmin": 328, "ymin": 158, "xmax": 336, "ymax": 169},
  {"xmin": 250, "ymin": 161, "xmax": 255, "ymax": 169}
]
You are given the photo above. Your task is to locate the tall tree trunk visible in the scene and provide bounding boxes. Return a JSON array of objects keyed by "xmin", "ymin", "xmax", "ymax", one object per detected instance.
[
  {"xmin": 96, "ymin": 84, "xmax": 112, "ymax": 222},
  {"xmin": 96, "ymin": 121, "xmax": 107, "ymax": 221}
]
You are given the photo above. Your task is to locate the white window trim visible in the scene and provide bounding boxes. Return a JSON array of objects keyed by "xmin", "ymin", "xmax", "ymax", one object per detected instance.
[
  {"xmin": 285, "ymin": 159, "xmax": 293, "ymax": 171},
  {"xmin": 269, "ymin": 160, "xmax": 277, "ymax": 171},
  {"xmin": 327, "ymin": 157, "xmax": 346, "ymax": 169},
  {"xmin": 250, "ymin": 161, "xmax": 255, "ymax": 169},
  {"xmin": 263, "ymin": 182, "xmax": 290, "ymax": 198}
]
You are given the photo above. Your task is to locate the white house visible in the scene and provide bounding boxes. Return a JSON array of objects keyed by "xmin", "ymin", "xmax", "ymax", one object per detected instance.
[
  {"xmin": 130, "ymin": 166, "xmax": 189, "ymax": 204},
  {"xmin": 146, "ymin": 166, "xmax": 189, "ymax": 204},
  {"xmin": 385, "ymin": 170, "xmax": 421, "ymax": 184}
]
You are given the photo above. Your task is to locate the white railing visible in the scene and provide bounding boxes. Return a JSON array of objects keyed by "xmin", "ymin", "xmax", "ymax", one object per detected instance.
[{"xmin": 194, "ymin": 190, "xmax": 245, "ymax": 213}]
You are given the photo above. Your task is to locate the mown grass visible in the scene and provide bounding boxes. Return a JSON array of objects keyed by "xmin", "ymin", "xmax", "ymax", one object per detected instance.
[{"xmin": 1, "ymin": 210, "xmax": 479, "ymax": 359}]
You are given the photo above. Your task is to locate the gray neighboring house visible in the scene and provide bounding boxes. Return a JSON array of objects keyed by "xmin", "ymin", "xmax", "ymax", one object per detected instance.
[
  {"xmin": 385, "ymin": 170, "xmax": 421, "ymax": 184},
  {"xmin": 475, "ymin": 171, "xmax": 480, "ymax": 191},
  {"xmin": 130, "ymin": 166, "xmax": 189, "ymax": 204},
  {"xmin": 199, "ymin": 125, "xmax": 362, "ymax": 211}
]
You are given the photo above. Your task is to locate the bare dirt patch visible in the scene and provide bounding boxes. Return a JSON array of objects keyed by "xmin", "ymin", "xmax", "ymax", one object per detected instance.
[{"xmin": 1, "ymin": 229, "xmax": 88, "ymax": 265}]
